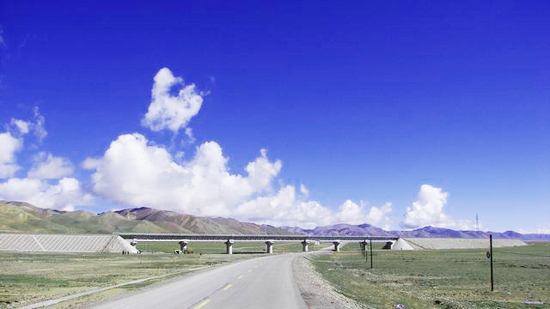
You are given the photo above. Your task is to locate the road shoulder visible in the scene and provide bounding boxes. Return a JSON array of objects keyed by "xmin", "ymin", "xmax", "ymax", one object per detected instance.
[{"xmin": 292, "ymin": 253, "xmax": 369, "ymax": 309}]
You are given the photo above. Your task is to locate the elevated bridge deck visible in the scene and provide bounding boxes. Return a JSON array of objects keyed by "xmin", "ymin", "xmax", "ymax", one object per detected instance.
[
  {"xmin": 117, "ymin": 233, "xmax": 398, "ymax": 242},
  {"xmin": 117, "ymin": 233, "xmax": 399, "ymax": 254}
]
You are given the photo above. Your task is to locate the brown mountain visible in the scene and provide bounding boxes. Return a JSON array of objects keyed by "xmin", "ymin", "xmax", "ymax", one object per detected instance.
[
  {"xmin": 2, "ymin": 201, "xmax": 548, "ymax": 241},
  {"xmin": 0, "ymin": 201, "xmax": 295, "ymax": 235}
]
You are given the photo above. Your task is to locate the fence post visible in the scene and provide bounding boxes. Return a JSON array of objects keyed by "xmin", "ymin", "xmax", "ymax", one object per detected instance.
[
  {"xmin": 490, "ymin": 234, "xmax": 494, "ymax": 291},
  {"xmin": 370, "ymin": 239, "xmax": 373, "ymax": 269}
]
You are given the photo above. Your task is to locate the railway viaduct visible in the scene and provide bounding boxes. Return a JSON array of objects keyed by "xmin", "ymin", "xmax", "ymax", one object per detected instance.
[{"xmin": 117, "ymin": 233, "xmax": 399, "ymax": 254}]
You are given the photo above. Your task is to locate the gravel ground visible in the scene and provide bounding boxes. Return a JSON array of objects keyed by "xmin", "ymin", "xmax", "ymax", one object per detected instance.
[{"xmin": 292, "ymin": 252, "xmax": 370, "ymax": 309}]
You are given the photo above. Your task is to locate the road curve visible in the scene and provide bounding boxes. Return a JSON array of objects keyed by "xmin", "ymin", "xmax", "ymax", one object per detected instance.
[{"xmin": 92, "ymin": 253, "xmax": 307, "ymax": 309}]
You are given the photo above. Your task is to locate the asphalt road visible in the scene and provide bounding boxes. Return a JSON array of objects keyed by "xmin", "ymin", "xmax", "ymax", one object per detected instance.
[{"xmin": 92, "ymin": 253, "xmax": 307, "ymax": 309}]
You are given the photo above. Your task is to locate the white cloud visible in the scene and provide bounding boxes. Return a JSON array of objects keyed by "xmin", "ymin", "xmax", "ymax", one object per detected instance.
[
  {"xmin": 0, "ymin": 110, "xmax": 90, "ymax": 210},
  {"xmin": 28, "ymin": 152, "xmax": 74, "ymax": 179},
  {"xmin": 0, "ymin": 132, "xmax": 22, "ymax": 178},
  {"xmin": 402, "ymin": 184, "xmax": 453, "ymax": 229},
  {"xmin": 336, "ymin": 200, "xmax": 365, "ymax": 225},
  {"xmin": 336, "ymin": 200, "xmax": 393, "ymax": 229},
  {"xmin": 453, "ymin": 220, "xmax": 478, "ymax": 231},
  {"xmin": 300, "ymin": 184, "xmax": 309, "ymax": 196},
  {"xmin": 235, "ymin": 185, "xmax": 333, "ymax": 229},
  {"xmin": 244, "ymin": 149, "xmax": 282, "ymax": 193},
  {"xmin": 366, "ymin": 202, "xmax": 393, "ymax": 230},
  {"xmin": 7, "ymin": 107, "xmax": 47, "ymax": 142},
  {"xmin": 10, "ymin": 119, "xmax": 30, "ymax": 134},
  {"xmin": 83, "ymin": 133, "xmax": 279, "ymax": 217},
  {"xmin": 518, "ymin": 226, "xmax": 550, "ymax": 234},
  {"xmin": 141, "ymin": 68, "xmax": 203, "ymax": 133},
  {"xmin": 185, "ymin": 127, "xmax": 196, "ymax": 143},
  {"xmin": 536, "ymin": 226, "xmax": 550, "ymax": 234},
  {"xmin": 83, "ymin": 133, "xmax": 396, "ymax": 228},
  {"xmin": 0, "ymin": 177, "xmax": 94, "ymax": 211},
  {"xmin": 31, "ymin": 107, "xmax": 47, "ymax": 142},
  {"xmin": 0, "ymin": 109, "xmax": 49, "ymax": 179}
]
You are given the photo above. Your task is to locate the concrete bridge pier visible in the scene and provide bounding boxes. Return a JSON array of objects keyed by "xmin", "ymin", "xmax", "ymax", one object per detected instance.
[
  {"xmin": 301, "ymin": 240, "xmax": 310, "ymax": 252},
  {"xmin": 179, "ymin": 240, "xmax": 189, "ymax": 253},
  {"xmin": 265, "ymin": 240, "xmax": 274, "ymax": 254},
  {"xmin": 225, "ymin": 239, "xmax": 234, "ymax": 254},
  {"xmin": 333, "ymin": 241, "xmax": 341, "ymax": 252}
]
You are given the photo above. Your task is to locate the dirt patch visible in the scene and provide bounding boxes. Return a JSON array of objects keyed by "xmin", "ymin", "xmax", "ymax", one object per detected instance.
[{"xmin": 292, "ymin": 252, "xmax": 369, "ymax": 309}]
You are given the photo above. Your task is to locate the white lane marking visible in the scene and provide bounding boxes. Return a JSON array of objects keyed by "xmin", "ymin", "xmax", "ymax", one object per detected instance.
[
  {"xmin": 223, "ymin": 284, "xmax": 233, "ymax": 291},
  {"xmin": 193, "ymin": 299, "xmax": 211, "ymax": 309}
]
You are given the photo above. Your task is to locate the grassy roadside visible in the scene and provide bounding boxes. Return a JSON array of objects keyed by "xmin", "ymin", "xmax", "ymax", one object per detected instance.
[
  {"xmin": 311, "ymin": 242, "xmax": 550, "ymax": 308},
  {"xmin": 0, "ymin": 250, "xmax": 255, "ymax": 308},
  {"xmin": 0, "ymin": 241, "xmax": 325, "ymax": 308}
]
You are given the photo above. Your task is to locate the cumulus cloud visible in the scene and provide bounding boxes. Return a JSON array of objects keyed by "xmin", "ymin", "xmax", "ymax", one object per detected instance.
[
  {"xmin": 402, "ymin": 184, "xmax": 453, "ymax": 229},
  {"xmin": 518, "ymin": 226, "xmax": 550, "ymax": 235},
  {"xmin": 87, "ymin": 67, "xmax": 401, "ymax": 227},
  {"xmin": 300, "ymin": 184, "xmax": 309, "ymax": 196},
  {"xmin": 10, "ymin": 119, "xmax": 30, "ymax": 134},
  {"xmin": 29, "ymin": 107, "xmax": 47, "ymax": 142},
  {"xmin": 0, "ymin": 110, "xmax": 91, "ymax": 210},
  {"xmin": 0, "ymin": 177, "xmax": 93, "ymax": 211},
  {"xmin": 235, "ymin": 185, "xmax": 333, "ymax": 229},
  {"xmin": 453, "ymin": 220, "xmax": 478, "ymax": 231},
  {"xmin": 536, "ymin": 226, "xmax": 550, "ymax": 234},
  {"xmin": 83, "ymin": 133, "xmax": 396, "ymax": 228},
  {"xmin": 185, "ymin": 127, "xmax": 196, "ymax": 144},
  {"xmin": 0, "ymin": 108, "xmax": 49, "ymax": 179},
  {"xmin": 0, "ymin": 132, "xmax": 22, "ymax": 178},
  {"xmin": 336, "ymin": 200, "xmax": 393, "ymax": 229},
  {"xmin": 28, "ymin": 152, "xmax": 74, "ymax": 179},
  {"xmin": 7, "ymin": 107, "xmax": 47, "ymax": 142},
  {"xmin": 141, "ymin": 68, "xmax": 203, "ymax": 133},
  {"xmin": 83, "ymin": 133, "xmax": 280, "ymax": 217}
]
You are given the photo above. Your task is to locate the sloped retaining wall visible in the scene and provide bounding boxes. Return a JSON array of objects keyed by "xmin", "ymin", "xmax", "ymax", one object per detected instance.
[
  {"xmin": 392, "ymin": 237, "xmax": 526, "ymax": 250},
  {"xmin": 0, "ymin": 234, "xmax": 138, "ymax": 254}
]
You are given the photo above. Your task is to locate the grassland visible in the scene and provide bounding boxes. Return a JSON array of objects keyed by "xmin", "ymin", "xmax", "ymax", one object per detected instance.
[
  {"xmin": 0, "ymin": 241, "xmax": 325, "ymax": 308},
  {"xmin": 0, "ymin": 250, "xmax": 256, "ymax": 308},
  {"xmin": 312, "ymin": 242, "xmax": 550, "ymax": 308}
]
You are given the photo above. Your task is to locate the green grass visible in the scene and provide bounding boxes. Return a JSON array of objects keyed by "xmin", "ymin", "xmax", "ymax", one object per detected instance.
[
  {"xmin": 312, "ymin": 243, "xmax": 550, "ymax": 308},
  {"xmin": 0, "ymin": 241, "xmax": 325, "ymax": 308},
  {"xmin": 0, "ymin": 251, "xmax": 255, "ymax": 308}
]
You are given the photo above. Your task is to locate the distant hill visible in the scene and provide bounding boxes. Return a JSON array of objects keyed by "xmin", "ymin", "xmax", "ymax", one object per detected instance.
[
  {"xmin": 392, "ymin": 226, "xmax": 550, "ymax": 241},
  {"xmin": 284, "ymin": 223, "xmax": 394, "ymax": 237},
  {"xmin": 1, "ymin": 201, "xmax": 549, "ymax": 240},
  {"xmin": 284, "ymin": 224, "xmax": 550, "ymax": 241},
  {"xmin": 0, "ymin": 201, "xmax": 292, "ymax": 235}
]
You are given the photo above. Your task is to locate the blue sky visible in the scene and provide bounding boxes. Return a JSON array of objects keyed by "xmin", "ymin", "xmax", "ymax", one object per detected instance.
[{"xmin": 0, "ymin": 0, "xmax": 548, "ymax": 232}]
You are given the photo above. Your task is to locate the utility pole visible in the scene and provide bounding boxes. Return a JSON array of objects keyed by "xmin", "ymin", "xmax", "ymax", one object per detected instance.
[
  {"xmin": 490, "ymin": 234, "xmax": 494, "ymax": 291},
  {"xmin": 370, "ymin": 239, "xmax": 373, "ymax": 269},
  {"xmin": 476, "ymin": 213, "xmax": 479, "ymax": 232}
]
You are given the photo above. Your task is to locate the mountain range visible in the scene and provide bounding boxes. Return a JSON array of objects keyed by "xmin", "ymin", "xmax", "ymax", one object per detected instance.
[
  {"xmin": 1, "ymin": 201, "xmax": 548, "ymax": 241},
  {"xmin": 0, "ymin": 201, "xmax": 290, "ymax": 235}
]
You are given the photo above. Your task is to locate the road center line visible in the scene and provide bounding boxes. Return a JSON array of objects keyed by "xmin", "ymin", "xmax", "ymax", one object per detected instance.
[
  {"xmin": 247, "ymin": 269, "xmax": 253, "ymax": 273},
  {"xmin": 193, "ymin": 299, "xmax": 211, "ymax": 309},
  {"xmin": 238, "ymin": 275, "xmax": 244, "ymax": 279},
  {"xmin": 223, "ymin": 284, "xmax": 233, "ymax": 291}
]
